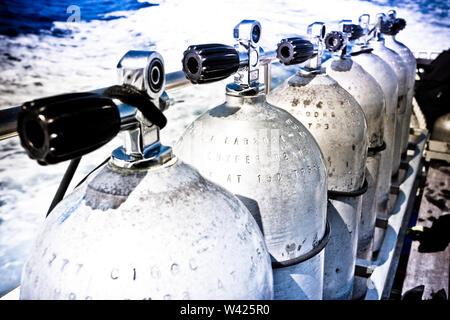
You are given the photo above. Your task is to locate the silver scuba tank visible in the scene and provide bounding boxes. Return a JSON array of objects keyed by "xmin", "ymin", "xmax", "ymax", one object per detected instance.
[
  {"xmin": 175, "ymin": 20, "xmax": 329, "ymax": 300},
  {"xmin": 17, "ymin": 50, "xmax": 273, "ymax": 300},
  {"xmin": 369, "ymin": 15, "xmax": 408, "ymax": 178},
  {"xmin": 345, "ymin": 16, "xmax": 400, "ymax": 299},
  {"xmin": 381, "ymin": 10, "xmax": 417, "ymax": 157},
  {"xmin": 368, "ymin": 16, "xmax": 409, "ymax": 253},
  {"xmin": 266, "ymin": 22, "xmax": 368, "ymax": 300},
  {"xmin": 350, "ymin": 14, "xmax": 399, "ymax": 223},
  {"xmin": 322, "ymin": 21, "xmax": 386, "ymax": 300}
]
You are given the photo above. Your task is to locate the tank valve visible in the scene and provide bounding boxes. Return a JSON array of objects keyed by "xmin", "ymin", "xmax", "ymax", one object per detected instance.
[
  {"xmin": 342, "ymin": 23, "xmax": 364, "ymax": 41},
  {"xmin": 17, "ymin": 50, "xmax": 171, "ymax": 169},
  {"xmin": 18, "ymin": 93, "xmax": 120, "ymax": 165},
  {"xmin": 276, "ymin": 22, "xmax": 327, "ymax": 74},
  {"xmin": 324, "ymin": 31, "xmax": 345, "ymax": 52},
  {"xmin": 380, "ymin": 10, "xmax": 406, "ymax": 35},
  {"xmin": 276, "ymin": 37, "xmax": 314, "ymax": 66},
  {"xmin": 182, "ymin": 44, "xmax": 240, "ymax": 84},
  {"xmin": 182, "ymin": 19, "xmax": 266, "ymax": 92},
  {"xmin": 302, "ymin": 22, "xmax": 327, "ymax": 72},
  {"xmin": 324, "ymin": 21, "xmax": 364, "ymax": 56}
]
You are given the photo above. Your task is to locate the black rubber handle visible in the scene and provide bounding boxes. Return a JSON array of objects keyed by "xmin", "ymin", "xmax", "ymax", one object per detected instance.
[
  {"xmin": 324, "ymin": 31, "xmax": 345, "ymax": 52},
  {"xmin": 380, "ymin": 17, "xmax": 406, "ymax": 35},
  {"xmin": 276, "ymin": 37, "xmax": 314, "ymax": 65},
  {"xmin": 182, "ymin": 43, "xmax": 240, "ymax": 84},
  {"xmin": 342, "ymin": 24, "xmax": 364, "ymax": 40},
  {"xmin": 18, "ymin": 92, "xmax": 120, "ymax": 165}
]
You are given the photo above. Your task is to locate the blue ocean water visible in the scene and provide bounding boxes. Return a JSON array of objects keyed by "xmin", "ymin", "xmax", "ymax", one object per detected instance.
[{"xmin": 0, "ymin": 0, "xmax": 157, "ymax": 36}]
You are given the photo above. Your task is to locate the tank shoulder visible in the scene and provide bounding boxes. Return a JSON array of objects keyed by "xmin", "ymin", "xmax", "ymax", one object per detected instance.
[{"xmin": 267, "ymin": 73, "xmax": 367, "ymax": 142}]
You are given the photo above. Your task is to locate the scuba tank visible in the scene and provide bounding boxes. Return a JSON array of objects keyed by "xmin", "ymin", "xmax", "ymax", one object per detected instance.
[
  {"xmin": 345, "ymin": 16, "xmax": 400, "ymax": 299},
  {"xmin": 368, "ymin": 14, "xmax": 409, "ymax": 253},
  {"xmin": 266, "ymin": 22, "xmax": 368, "ymax": 300},
  {"xmin": 350, "ymin": 14, "xmax": 399, "ymax": 227},
  {"xmin": 17, "ymin": 50, "xmax": 273, "ymax": 300},
  {"xmin": 322, "ymin": 21, "xmax": 386, "ymax": 300},
  {"xmin": 381, "ymin": 10, "xmax": 417, "ymax": 158},
  {"xmin": 176, "ymin": 20, "xmax": 329, "ymax": 300},
  {"xmin": 369, "ymin": 14, "xmax": 408, "ymax": 179}
]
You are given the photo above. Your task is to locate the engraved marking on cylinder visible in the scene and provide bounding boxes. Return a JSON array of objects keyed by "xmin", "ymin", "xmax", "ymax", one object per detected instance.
[
  {"xmin": 238, "ymin": 231, "xmax": 247, "ymax": 241},
  {"xmin": 76, "ymin": 264, "xmax": 83, "ymax": 274},
  {"xmin": 189, "ymin": 258, "xmax": 198, "ymax": 271},
  {"xmin": 171, "ymin": 263, "xmax": 179, "ymax": 275},
  {"xmin": 48, "ymin": 253, "xmax": 57, "ymax": 266},
  {"xmin": 60, "ymin": 259, "xmax": 69, "ymax": 272},
  {"xmin": 245, "ymin": 223, "xmax": 253, "ymax": 235},
  {"xmin": 111, "ymin": 268, "xmax": 119, "ymax": 280},
  {"xmin": 133, "ymin": 268, "xmax": 137, "ymax": 280},
  {"xmin": 286, "ymin": 243, "xmax": 296, "ymax": 258},
  {"xmin": 193, "ymin": 235, "xmax": 210, "ymax": 254},
  {"xmin": 164, "ymin": 294, "xmax": 172, "ymax": 300},
  {"xmin": 68, "ymin": 292, "xmax": 76, "ymax": 300}
]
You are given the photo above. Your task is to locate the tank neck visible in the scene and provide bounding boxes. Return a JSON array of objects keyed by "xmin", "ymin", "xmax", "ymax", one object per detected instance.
[
  {"xmin": 369, "ymin": 38, "xmax": 386, "ymax": 50},
  {"xmin": 383, "ymin": 34, "xmax": 396, "ymax": 42},
  {"xmin": 225, "ymin": 84, "xmax": 265, "ymax": 107}
]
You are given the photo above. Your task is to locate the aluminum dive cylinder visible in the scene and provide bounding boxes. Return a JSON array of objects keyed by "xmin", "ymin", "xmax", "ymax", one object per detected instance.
[
  {"xmin": 350, "ymin": 14, "xmax": 399, "ymax": 224},
  {"xmin": 369, "ymin": 16, "xmax": 408, "ymax": 178},
  {"xmin": 369, "ymin": 17, "xmax": 409, "ymax": 253},
  {"xmin": 347, "ymin": 17, "xmax": 400, "ymax": 299},
  {"xmin": 176, "ymin": 20, "xmax": 329, "ymax": 300},
  {"xmin": 18, "ymin": 50, "xmax": 273, "ymax": 300},
  {"xmin": 381, "ymin": 11, "xmax": 417, "ymax": 157},
  {"xmin": 266, "ymin": 22, "xmax": 368, "ymax": 300},
  {"xmin": 322, "ymin": 23, "xmax": 386, "ymax": 300}
]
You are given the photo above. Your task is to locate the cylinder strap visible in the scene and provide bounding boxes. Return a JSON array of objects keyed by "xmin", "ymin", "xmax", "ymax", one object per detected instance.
[
  {"xmin": 272, "ymin": 221, "xmax": 330, "ymax": 269},
  {"xmin": 103, "ymin": 84, "xmax": 167, "ymax": 129},
  {"xmin": 328, "ymin": 178, "xmax": 369, "ymax": 198},
  {"xmin": 368, "ymin": 141, "xmax": 387, "ymax": 156}
]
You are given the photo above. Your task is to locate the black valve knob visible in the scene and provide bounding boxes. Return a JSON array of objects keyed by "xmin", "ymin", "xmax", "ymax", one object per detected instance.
[
  {"xmin": 324, "ymin": 31, "xmax": 345, "ymax": 52},
  {"xmin": 342, "ymin": 24, "xmax": 364, "ymax": 40},
  {"xmin": 182, "ymin": 43, "xmax": 240, "ymax": 84},
  {"xmin": 380, "ymin": 17, "xmax": 406, "ymax": 35},
  {"xmin": 18, "ymin": 92, "xmax": 120, "ymax": 165},
  {"xmin": 277, "ymin": 37, "xmax": 314, "ymax": 65}
]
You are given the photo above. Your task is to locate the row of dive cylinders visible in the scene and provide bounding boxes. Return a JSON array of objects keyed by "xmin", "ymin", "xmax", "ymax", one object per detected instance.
[{"xmin": 17, "ymin": 12, "xmax": 416, "ymax": 300}]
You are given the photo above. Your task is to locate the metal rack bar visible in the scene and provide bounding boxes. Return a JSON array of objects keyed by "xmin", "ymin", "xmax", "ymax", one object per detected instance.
[{"xmin": 365, "ymin": 129, "xmax": 427, "ymax": 300}]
